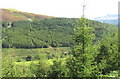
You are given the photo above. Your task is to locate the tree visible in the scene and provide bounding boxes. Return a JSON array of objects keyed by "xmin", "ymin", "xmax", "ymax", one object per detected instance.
[
  {"xmin": 2, "ymin": 55, "xmax": 16, "ymax": 77},
  {"xmin": 30, "ymin": 54, "xmax": 50, "ymax": 77},
  {"xmin": 66, "ymin": 17, "xmax": 99, "ymax": 77},
  {"xmin": 48, "ymin": 58, "xmax": 67, "ymax": 77},
  {"xmin": 95, "ymin": 30, "xmax": 119, "ymax": 76}
]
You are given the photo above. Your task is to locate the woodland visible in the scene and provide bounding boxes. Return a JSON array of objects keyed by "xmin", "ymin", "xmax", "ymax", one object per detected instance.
[{"xmin": 1, "ymin": 17, "xmax": 119, "ymax": 77}]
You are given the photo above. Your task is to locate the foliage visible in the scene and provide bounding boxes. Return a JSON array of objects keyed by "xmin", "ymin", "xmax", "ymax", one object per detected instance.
[
  {"xmin": 1, "ymin": 17, "xmax": 119, "ymax": 77},
  {"xmin": 2, "ymin": 55, "xmax": 15, "ymax": 77},
  {"xmin": 95, "ymin": 29, "xmax": 119, "ymax": 76},
  {"xmin": 48, "ymin": 58, "xmax": 67, "ymax": 77},
  {"xmin": 30, "ymin": 55, "xmax": 51, "ymax": 77},
  {"xmin": 2, "ymin": 18, "xmax": 116, "ymax": 48},
  {"xmin": 66, "ymin": 17, "xmax": 100, "ymax": 77}
]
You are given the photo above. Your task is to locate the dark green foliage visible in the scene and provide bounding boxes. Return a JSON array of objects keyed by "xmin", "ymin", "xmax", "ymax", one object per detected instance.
[
  {"xmin": 95, "ymin": 30, "xmax": 119, "ymax": 75},
  {"xmin": 12, "ymin": 21, "xmax": 32, "ymax": 28},
  {"xmin": 2, "ymin": 18, "xmax": 116, "ymax": 48},
  {"xmin": 2, "ymin": 18, "xmax": 76, "ymax": 48}
]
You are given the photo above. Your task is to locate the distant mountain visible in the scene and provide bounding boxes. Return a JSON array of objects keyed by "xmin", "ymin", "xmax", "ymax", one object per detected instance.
[
  {"xmin": 93, "ymin": 14, "xmax": 118, "ymax": 25},
  {"xmin": 1, "ymin": 8, "xmax": 54, "ymax": 22}
]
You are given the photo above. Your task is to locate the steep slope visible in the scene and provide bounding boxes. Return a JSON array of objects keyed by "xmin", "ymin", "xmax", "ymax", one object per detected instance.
[{"xmin": 1, "ymin": 8, "xmax": 54, "ymax": 22}]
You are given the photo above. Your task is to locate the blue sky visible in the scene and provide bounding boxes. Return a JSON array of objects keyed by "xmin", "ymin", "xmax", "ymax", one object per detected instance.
[{"xmin": 0, "ymin": 0, "xmax": 119, "ymax": 19}]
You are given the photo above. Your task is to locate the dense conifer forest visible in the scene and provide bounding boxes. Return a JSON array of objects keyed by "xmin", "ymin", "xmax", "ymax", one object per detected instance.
[{"xmin": 2, "ymin": 18, "xmax": 117, "ymax": 48}]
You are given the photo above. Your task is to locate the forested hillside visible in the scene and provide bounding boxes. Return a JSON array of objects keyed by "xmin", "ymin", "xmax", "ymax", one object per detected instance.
[{"xmin": 2, "ymin": 18, "xmax": 117, "ymax": 48}]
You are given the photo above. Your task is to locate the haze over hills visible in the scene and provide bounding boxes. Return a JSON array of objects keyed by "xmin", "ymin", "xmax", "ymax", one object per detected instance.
[
  {"xmin": 1, "ymin": 8, "xmax": 54, "ymax": 22},
  {"xmin": 93, "ymin": 14, "xmax": 118, "ymax": 25}
]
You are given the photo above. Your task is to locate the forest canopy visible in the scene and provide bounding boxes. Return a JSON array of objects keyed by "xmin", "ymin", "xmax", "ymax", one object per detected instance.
[{"xmin": 2, "ymin": 18, "xmax": 117, "ymax": 48}]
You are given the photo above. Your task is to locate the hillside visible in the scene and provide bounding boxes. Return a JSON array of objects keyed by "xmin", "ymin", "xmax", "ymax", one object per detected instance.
[
  {"xmin": 2, "ymin": 18, "xmax": 117, "ymax": 48},
  {"xmin": 1, "ymin": 8, "xmax": 54, "ymax": 22},
  {"xmin": 1, "ymin": 8, "xmax": 118, "ymax": 48}
]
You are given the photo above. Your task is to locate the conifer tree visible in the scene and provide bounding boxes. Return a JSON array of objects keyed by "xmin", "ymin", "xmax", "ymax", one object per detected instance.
[
  {"xmin": 96, "ymin": 29, "xmax": 119, "ymax": 76},
  {"xmin": 66, "ymin": 17, "xmax": 99, "ymax": 77}
]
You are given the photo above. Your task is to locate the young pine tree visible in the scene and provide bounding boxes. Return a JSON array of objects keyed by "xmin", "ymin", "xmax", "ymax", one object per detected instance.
[{"xmin": 66, "ymin": 17, "xmax": 100, "ymax": 77}]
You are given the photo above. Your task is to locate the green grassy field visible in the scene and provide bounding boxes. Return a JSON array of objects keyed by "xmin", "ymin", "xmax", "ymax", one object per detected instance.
[
  {"xmin": 2, "ymin": 47, "xmax": 70, "ymax": 57},
  {"xmin": 14, "ymin": 59, "xmax": 53, "ymax": 66},
  {"xmin": 2, "ymin": 47, "xmax": 70, "ymax": 66},
  {"xmin": 14, "ymin": 57, "xmax": 67, "ymax": 66}
]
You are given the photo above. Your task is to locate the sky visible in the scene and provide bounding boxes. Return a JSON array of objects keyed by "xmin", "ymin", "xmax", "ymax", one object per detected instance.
[{"xmin": 0, "ymin": 0, "xmax": 119, "ymax": 19}]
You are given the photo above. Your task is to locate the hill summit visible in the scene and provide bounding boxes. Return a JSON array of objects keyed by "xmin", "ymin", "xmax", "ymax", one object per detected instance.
[{"xmin": 1, "ymin": 8, "xmax": 54, "ymax": 22}]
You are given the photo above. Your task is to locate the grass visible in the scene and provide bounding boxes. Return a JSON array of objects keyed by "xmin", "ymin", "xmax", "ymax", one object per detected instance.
[
  {"xmin": 2, "ymin": 47, "xmax": 70, "ymax": 58},
  {"xmin": 3, "ymin": 47, "xmax": 70, "ymax": 67},
  {"xmin": 14, "ymin": 57, "xmax": 67, "ymax": 66},
  {"xmin": 14, "ymin": 59, "xmax": 53, "ymax": 66}
]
